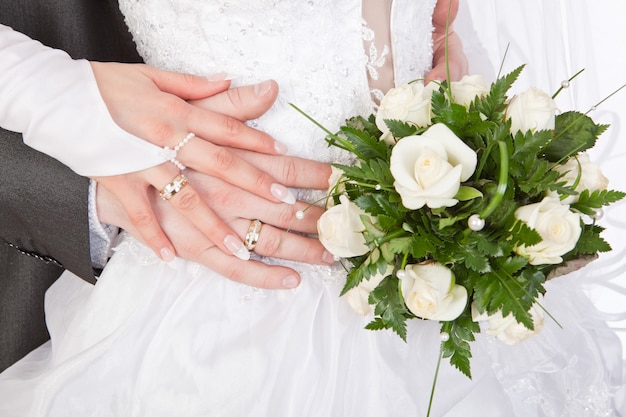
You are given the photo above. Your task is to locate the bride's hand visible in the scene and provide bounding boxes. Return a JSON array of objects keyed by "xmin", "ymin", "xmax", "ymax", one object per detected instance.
[
  {"xmin": 425, "ymin": 0, "xmax": 468, "ymax": 83},
  {"xmin": 97, "ymin": 166, "xmax": 335, "ymax": 289},
  {"xmin": 91, "ymin": 62, "xmax": 317, "ymax": 261}
]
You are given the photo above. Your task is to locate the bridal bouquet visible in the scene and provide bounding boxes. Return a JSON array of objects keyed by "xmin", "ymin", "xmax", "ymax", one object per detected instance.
[{"xmin": 298, "ymin": 66, "xmax": 624, "ymax": 378}]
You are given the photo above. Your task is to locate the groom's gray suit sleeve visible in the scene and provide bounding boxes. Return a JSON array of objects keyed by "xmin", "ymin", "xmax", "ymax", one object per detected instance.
[{"xmin": 0, "ymin": 0, "xmax": 142, "ymax": 371}]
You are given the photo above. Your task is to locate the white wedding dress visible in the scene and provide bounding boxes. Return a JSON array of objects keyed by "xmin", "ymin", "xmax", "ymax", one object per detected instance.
[{"xmin": 1, "ymin": 1, "xmax": 624, "ymax": 416}]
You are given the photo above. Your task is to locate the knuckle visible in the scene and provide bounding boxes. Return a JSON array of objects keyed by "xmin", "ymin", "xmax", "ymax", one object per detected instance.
[
  {"xmin": 186, "ymin": 242, "xmax": 213, "ymax": 262},
  {"xmin": 129, "ymin": 210, "xmax": 154, "ymax": 228},
  {"xmin": 173, "ymin": 189, "xmax": 201, "ymax": 211},
  {"xmin": 276, "ymin": 206, "xmax": 297, "ymax": 229},
  {"xmin": 181, "ymin": 72, "xmax": 199, "ymax": 89},
  {"xmin": 280, "ymin": 158, "xmax": 300, "ymax": 185},
  {"xmin": 165, "ymin": 98, "xmax": 192, "ymax": 123},
  {"xmin": 257, "ymin": 230, "xmax": 283, "ymax": 256},
  {"xmin": 147, "ymin": 120, "xmax": 176, "ymax": 145},
  {"xmin": 222, "ymin": 115, "xmax": 243, "ymax": 138},
  {"xmin": 212, "ymin": 147, "xmax": 236, "ymax": 171},
  {"xmin": 227, "ymin": 87, "xmax": 245, "ymax": 111},
  {"xmin": 221, "ymin": 263, "xmax": 244, "ymax": 282}
]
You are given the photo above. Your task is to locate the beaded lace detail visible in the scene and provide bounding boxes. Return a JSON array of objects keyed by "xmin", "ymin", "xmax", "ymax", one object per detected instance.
[{"xmin": 119, "ymin": 0, "xmax": 435, "ymax": 168}]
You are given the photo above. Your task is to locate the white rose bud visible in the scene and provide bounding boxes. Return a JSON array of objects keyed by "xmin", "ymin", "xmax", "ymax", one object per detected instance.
[
  {"xmin": 390, "ymin": 123, "xmax": 477, "ymax": 209},
  {"xmin": 514, "ymin": 197, "xmax": 581, "ymax": 265},
  {"xmin": 549, "ymin": 153, "xmax": 609, "ymax": 204},
  {"xmin": 451, "ymin": 74, "xmax": 490, "ymax": 107},
  {"xmin": 472, "ymin": 300, "xmax": 545, "ymax": 345},
  {"xmin": 317, "ymin": 195, "xmax": 369, "ymax": 258},
  {"xmin": 506, "ymin": 87, "xmax": 557, "ymax": 135},
  {"xmin": 400, "ymin": 262, "xmax": 468, "ymax": 321},
  {"xmin": 375, "ymin": 82, "xmax": 436, "ymax": 135},
  {"xmin": 344, "ymin": 266, "xmax": 392, "ymax": 316}
]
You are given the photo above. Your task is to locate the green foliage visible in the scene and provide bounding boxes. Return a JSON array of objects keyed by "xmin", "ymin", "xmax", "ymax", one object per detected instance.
[{"xmin": 297, "ymin": 65, "xmax": 624, "ymax": 382}]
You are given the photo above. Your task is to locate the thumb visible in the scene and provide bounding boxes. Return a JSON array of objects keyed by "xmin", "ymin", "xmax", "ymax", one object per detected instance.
[{"xmin": 144, "ymin": 66, "xmax": 232, "ymax": 100}]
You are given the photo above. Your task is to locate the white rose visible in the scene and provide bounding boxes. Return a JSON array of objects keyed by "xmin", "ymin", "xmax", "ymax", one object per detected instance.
[
  {"xmin": 549, "ymin": 153, "xmax": 609, "ymax": 204},
  {"xmin": 344, "ymin": 266, "xmax": 392, "ymax": 316},
  {"xmin": 472, "ymin": 301, "xmax": 545, "ymax": 345},
  {"xmin": 390, "ymin": 123, "xmax": 477, "ymax": 209},
  {"xmin": 514, "ymin": 197, "xmax": 581, "ymax": 265},
  {"xmin": 375, "ymin": 82, "xmax": 436, "ymax": 135},
  {"xmin": 506, "ymin": 87, "xmax": 557, "ymax": 135},
  {"xmin": 400, "ymin": 262, "xmax": 468, "ymax": 321},
  {"xmin": 317, "ymin": 195, "xmax": 369, "ymax": 258},
  {"xmin": 325, "ymin": 166, "xmax": 347, "ymax": 207},
  {"xmin": 451, "ymin": 74, "xmax": 489, "ymax": 107}
]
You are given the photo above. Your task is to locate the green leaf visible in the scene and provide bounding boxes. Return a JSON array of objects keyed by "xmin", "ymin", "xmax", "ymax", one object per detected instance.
[
  {"xmin": 544, "ymin": 111, "xmax": 607, "ymax": 161},
  {"xmin": 384, "ymin": 119, "xmax": 421, "ymax": 138},
  {"xmin": 573, "ymin": 224, "xmax": 612, "ymax": 254},
  {"xmin": 440, "ymin": 312, "xmax": 480, "ymax": 379},
  {"xmin": 509, "ymin": 220, "xmax": 542, "ymax": 248},
  {"xmin": 571, "ymin": 189, "xmax": 626, "ymax": 216},
  {"xmin": 368, "ymin": 276, "xmax": 410, "ymax": 340},
  {"xmin": 388, "ymin": 237, "xmax": 413, "ymax": 255},
  {"xmin": 455, "ymin": 186, "xmax": 483, "ymax": 201}
]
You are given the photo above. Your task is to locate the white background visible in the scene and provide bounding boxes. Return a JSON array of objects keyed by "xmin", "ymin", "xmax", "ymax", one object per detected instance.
[{"xmin": 457, "ymin": 1, "xmax": 626, "ymax": 356}]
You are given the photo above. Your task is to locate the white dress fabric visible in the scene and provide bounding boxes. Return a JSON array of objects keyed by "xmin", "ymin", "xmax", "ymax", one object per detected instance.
[{"xmin": 1, "ymin": 1, "xmax": 624, "ymax": 416}]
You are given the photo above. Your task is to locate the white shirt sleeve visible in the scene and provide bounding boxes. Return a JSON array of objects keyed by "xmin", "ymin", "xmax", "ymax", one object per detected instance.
[{"xmin": 0, "ymin": 24, "xmax": 165, "ymax": 176}]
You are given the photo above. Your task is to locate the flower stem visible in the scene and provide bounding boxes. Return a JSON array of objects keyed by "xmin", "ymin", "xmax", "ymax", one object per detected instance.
[
  {"xmin": 480, "ymin": 140, "xmax": 508, "ymax": 219},
  {"xmin": 426, "ymin": 345, "xmax": 444, "ymax": 417}
]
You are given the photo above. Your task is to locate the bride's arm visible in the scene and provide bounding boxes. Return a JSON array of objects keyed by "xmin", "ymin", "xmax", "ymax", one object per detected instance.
[
  {"xmin": 425, "ymin": 0, "xmax": 469, "ymax": 82},
  {"xmin": 0, "ymin": 25, "xmax": 330, "ymax": 266}
]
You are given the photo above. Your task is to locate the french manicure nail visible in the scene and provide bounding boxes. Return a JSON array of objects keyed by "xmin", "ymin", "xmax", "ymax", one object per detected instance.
[
  {"xmin": 224, "ymin": 234, "xmax": 250, "ymax": 261},
  {"xmin": 274, "ymin": 140, "xmax": 288, "ymax": 155},
  {"xmin": 254, "ymin": 80, "xmax": 273, "ymax": 96},
  {"xmin": 270, "ymin": 183, "xmax": 296, "ymax": 205},
  {"xmin": 160, "ymin": 247, "xmax": 175, "ymax": 262},
  {"xmin": 282, "ymin": 275, "xmax": 300, "ymax": 289}
]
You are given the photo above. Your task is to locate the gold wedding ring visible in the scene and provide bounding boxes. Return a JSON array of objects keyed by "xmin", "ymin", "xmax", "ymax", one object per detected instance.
[
  {"xmin": 159, "ymin": 174, "xmax": 188, "ymax": 201},
  {"xmin": 244, "ymin": 219, "xmax": 263, "ymax": 251}
]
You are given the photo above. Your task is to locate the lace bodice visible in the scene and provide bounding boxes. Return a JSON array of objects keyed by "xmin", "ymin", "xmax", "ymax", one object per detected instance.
[{"xmin": 118, "ymin": 0, "xmax": 436, "ymax": 167}]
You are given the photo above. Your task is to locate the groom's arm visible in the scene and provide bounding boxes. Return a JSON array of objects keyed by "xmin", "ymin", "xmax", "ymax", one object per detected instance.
[
  {"xmin": 0, "ymin": 130, "xmax": 96, "ymax": 282},
  {"xmin": 0, "ymin": 0, "xmax": 142, "ymax": 283}
]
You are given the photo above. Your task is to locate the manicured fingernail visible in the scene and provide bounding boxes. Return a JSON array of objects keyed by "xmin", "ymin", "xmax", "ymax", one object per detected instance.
[
  {"xmin": 270, "ymin": 183, "xmax": 296, "ymax": 205},
  {"xmin": 282, "ymin": 275, "xmax": 299, "ymax": 289},
  {"xmin": 274, "ymin": 140, "xmax": 288, "ymax": 155},
  {"xmin": 160, "ymin": 247, "xmax": 175, "ymax": 262},
  {"xmin": 224, "ymin": 234, "xmax": 250, "ymax": 261},
  {"xmin": 254, "ymin": 80, "xmax": 273, "ymax": 96},
  {"xmin": 322, "ymin": 250, "xmax": 336, "ymax": 265}
]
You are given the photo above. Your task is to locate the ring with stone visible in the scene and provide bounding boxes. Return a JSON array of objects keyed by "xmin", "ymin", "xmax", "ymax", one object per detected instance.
[
  {"xmin": 244, "ymin": 219, "xmax": 263, "ymax": 251},
  {"xmin": 159, "ymin": 174, "xmax": 188, "ymax": 201}
]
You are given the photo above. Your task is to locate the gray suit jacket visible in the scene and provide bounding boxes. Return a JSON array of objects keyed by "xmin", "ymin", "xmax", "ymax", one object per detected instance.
[{"xmin": 0, "ymin": 0, "xmax": 141, "ymax": 371}]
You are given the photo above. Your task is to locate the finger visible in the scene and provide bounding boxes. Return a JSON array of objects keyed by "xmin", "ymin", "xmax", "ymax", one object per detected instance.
[
  {"xmin": 152, "ymin": 169, "xmax": 251, "ymax": 260},
  {"xmin": 230, "ymin": 149, "xmax": 332, "ymax": 190},
  {"xmin": 235, "ymin": 219, "xmax": 334, "ymax": 266},
  {"xmin": 183, "ymin": 106, "xmax": 282, "ymax": 155},
  {"xmin": 95, "ymin": 175, "xmax": 176, "ymax": 261},
  {"xmin": 178, "ymin": 140, "xmax": 297, "ymax": 205},
  {"xmin": 142, "ymin": 65, "xmax": 233, "ymax": 100},
  {"xmin": 142, "ymin": 196, "xmax": 303, "ymax": 290},
  {"xmin": 190, "ymin": 244, "xmax": 303, "ymax": 290},
  {"xmin": 189, "ymin": 80, "xmax": 279, "ymax": 122},
  {"xmin": 185, "ymin": 171, "xmax": 320, "ymax": 235}
]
